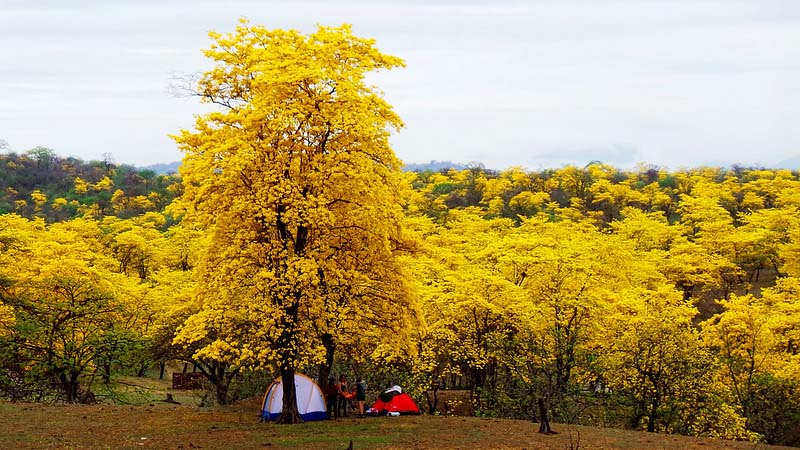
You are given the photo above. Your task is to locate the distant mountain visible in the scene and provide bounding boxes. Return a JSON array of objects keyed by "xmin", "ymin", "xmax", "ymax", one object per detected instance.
[
  {"xmin": 775, "ymin": 155, "xmax": 800, "ymax": 170},
  {"xmin": 134, "ymin": 156, "xmax": 800, "ymax": 174},
  {"xmin": 402, "ymin": 160, "xmax": 467, "ymax": 172},
  {"xmin": 140, "ymin": 161, "xmax": 181, "ymax": 175},
  {"xmin": 138, "ymin": 160, "xmax": 469, "ymax": 174}
]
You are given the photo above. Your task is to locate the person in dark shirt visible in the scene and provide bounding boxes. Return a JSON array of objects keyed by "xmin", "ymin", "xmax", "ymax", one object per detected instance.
[
  {"xmin": 325, "ymin": 377, "xmax": 338, "ymax": 419},
  {"xmin": 355, "ymin": 377, "xmax": 366, "ymax": 417}
]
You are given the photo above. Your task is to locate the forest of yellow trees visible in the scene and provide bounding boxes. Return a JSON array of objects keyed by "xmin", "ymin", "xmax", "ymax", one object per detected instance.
[
  {"xmin": 2, "ymin": 156, "xmax": 800, "ymax": 443},
  {"xmin": 2, "ymin": 21, "xmax": 800, "ymax": 446}
]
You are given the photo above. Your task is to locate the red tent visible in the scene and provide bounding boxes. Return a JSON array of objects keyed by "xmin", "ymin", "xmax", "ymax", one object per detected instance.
[{"xmin": 367, "ymin": 387, "xmax": 421, "ymax": 415}]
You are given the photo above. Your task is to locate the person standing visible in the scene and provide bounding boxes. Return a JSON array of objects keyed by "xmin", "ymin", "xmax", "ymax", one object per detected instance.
[
  {"xmin": 325, "ymin": 377, "xmax": 338, "ymax": 419},
  {"xmin": 355, "ymin": 377, "xmax": 366, "ymax": 417},
  {"xmin": 337, "ymin": 374, "xmax": 349, "ymax": 417}
]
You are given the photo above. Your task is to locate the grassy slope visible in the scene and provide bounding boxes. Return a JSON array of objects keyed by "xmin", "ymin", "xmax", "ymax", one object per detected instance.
[
  {"xmin": 0, "ymin": 398, "xmax": 795, "ymax": 450},
  {"xmin": 0, "ymin": 376, "xmax": 791, "ymax": 450}
]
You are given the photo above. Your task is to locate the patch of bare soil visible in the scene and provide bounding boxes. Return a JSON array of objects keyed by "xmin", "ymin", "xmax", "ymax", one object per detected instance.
[{"xmin": 0, "ymin": 401, "xmax": 794, "ymax": 450}]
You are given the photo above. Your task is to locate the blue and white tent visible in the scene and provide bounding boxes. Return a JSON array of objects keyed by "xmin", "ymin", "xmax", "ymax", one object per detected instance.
[{"xmin": 260, "ymin": 373, "xmax": 327, "ymax": 421}]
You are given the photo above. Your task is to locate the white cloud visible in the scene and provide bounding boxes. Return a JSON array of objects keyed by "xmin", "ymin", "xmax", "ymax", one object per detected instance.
[
  {"xmin": 0, "ymin": 0, "xmax": 798, "ymax": 168},
  {"xmin": 128, "ymin": 48, "xmax": 188, "ymax": 56}
]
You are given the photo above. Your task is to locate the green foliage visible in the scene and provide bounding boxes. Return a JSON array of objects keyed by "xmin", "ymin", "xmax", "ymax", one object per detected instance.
[
  {"xmin": 0, "ymin": 151, "xmax": 179, "ymax": 223},
  {"xmin": 745, "ymin": 373, "xmax": 800, "ymax": 445}
]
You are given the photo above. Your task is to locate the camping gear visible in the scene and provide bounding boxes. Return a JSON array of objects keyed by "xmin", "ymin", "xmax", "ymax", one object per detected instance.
[
  {"xmin": 260, "ymin": 373, "xmax": 327, "ymax": 421},
  {"xmin": 367, "ymin": 385, "xmax": 421, "ymax": 416},
  {"xmin": 379, "ymin": 385, "xmax": 402, "ymax": 402}
]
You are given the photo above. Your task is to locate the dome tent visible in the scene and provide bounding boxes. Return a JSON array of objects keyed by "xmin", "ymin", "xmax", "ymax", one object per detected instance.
[
  {"xmin": 260, "ymin": 373, "xmax": 327, "ymax": 421},
  {"xmin": 367, "ymin": 385, "xmax": 421, "ymax": 416}
]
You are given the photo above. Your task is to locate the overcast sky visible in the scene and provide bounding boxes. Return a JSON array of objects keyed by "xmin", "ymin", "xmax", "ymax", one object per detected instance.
[{"xmin": 1, "ymin": 0, "xmax": 798, "ymax": 170}]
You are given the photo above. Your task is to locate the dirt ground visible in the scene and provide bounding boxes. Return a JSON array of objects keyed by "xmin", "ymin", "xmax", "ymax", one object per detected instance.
[{"xmin": 0, "ymin": 396, "xmax": 795, "ymax": 450}]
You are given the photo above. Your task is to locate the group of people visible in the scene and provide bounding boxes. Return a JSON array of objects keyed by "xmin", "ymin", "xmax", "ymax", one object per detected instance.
[{"xmin": 324, "ymin": 374, "xmax": 366, "ymax": 419}]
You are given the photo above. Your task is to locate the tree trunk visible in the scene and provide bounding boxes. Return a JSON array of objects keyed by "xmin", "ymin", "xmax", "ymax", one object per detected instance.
[
  {"xmin": 275, "ymin": 294, "xmax": 302, "ymax": 424},
  {"xmin": 427, "ymin": 385, "xmax": 439, "ymax": 415},
  {"xmin": 59, "ymin": 371, "xmax": 80, "ymax": 403},
  {"xmin": 215, "ymin": 381, "xmax": 230, "ymax": 406},
  {"xmin": 537, "ymin": 398, "xmax": 553, "ymax": 434},
  {"xmin": 275, "ymin": 367, "xmax": 303, "ymax": 424},
  {"xmin": 211, "ymin": 361, "xmax": 238, "ymax": 406},
  {"xmin": 647, "ymin": 399, "xmax": 658, "ymax": 432},
  {"xmin": 102, "ymin": 363, "xmax": 111, "ymax": 384},
  {"xmin": 317, "ymin": 333, "xmax": 335, "ymax": 386},
  {"xmin": 159, "ymin": 362, "xmax": 166, "ymax": 380},
  {"xmin": 191, "ymin": 360, "xmax": 237, "ymax": 406}
]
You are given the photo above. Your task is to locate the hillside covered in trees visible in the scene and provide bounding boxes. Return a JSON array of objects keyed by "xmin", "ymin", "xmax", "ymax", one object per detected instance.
[
  {"xmin": 2, "ymin": 147, "xmax": 800, "ymax": 443},
  {"xmin": 0, "ymin": 148, "xmax": 180, "ymax": 221}
]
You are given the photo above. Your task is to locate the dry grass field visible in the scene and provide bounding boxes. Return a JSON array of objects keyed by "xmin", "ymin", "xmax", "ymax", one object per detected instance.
[
  {"xmin": 2, "ymin": 399, "xmax": 797, "ymax": 450},
  {"xmin": 0, "ymin": 377, "xmax": 795, "ymax": 450}
]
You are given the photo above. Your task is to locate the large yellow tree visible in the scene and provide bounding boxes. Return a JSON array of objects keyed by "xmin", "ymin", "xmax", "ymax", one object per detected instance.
[{"xmin": 171, "ymin": 21, "xmax": 415, "ymax": 422}]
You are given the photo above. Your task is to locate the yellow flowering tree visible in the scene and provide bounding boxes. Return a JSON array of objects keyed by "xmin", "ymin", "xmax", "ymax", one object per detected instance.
[
  {"xmin": 171, "ymin": 21, "xmax": 415, "ymax": 421},
  {"xmin": 702, "ymin": 278, "xmax": 800, "ymax": 442},
  {"xmin": 0, "ymin": 215, "xmax": 144, "ymax": 402}
]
